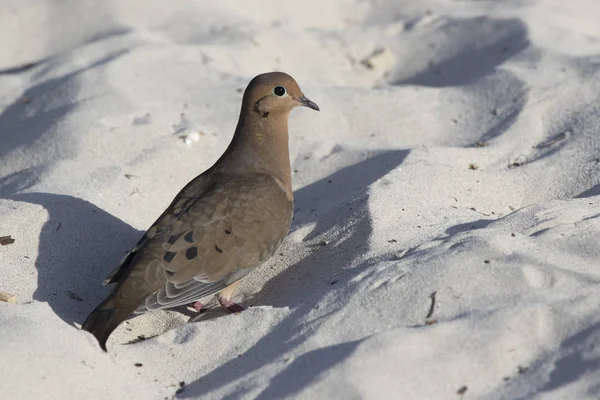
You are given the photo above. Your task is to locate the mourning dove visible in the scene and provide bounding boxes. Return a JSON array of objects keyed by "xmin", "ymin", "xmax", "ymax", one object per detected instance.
[{"xmin": 82, "ymin": 72, "xmax": 319, "ymax": 350}]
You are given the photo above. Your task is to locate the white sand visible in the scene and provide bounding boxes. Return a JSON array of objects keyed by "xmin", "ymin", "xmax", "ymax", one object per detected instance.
[{"xmin": 2, "ymin": 0, "xmax": 600, "ymax": 398}]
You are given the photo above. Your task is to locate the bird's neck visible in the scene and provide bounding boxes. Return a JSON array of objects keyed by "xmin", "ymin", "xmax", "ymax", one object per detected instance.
[{"xmin": 218, "ymin": 111, "xmax": 292, "ymax": 192}]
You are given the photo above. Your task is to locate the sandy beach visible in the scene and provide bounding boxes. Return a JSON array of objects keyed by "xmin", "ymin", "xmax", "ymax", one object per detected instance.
[{"xmin": 2, "ymin": 0, "xmax": 600, "ymax": 398}]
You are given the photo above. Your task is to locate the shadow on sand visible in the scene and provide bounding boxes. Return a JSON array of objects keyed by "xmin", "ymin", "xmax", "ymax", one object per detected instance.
[{"xmin": 0, "ymin": 169, "xmax": 142, "ymax": 325}]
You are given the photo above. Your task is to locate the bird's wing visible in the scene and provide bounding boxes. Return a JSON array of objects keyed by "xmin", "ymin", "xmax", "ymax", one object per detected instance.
[
  {"xmin": 104, "ymin": 170, "xmax": 216, "ymax": 285},
  {"xmin": 113, "ymin": 173, "xmax": 292, "ymax": 312}
]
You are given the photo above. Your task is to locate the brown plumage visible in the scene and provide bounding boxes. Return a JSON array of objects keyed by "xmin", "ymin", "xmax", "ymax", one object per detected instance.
[{"xmin": 82, "ymin": 72, "xmax": 319, "ymax": 350}]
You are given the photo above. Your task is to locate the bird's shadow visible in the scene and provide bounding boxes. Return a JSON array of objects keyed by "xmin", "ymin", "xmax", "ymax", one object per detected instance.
[
  {"xmin": 0, "ymin": 49, "xmax": 138, "ymax": 327},
  {"xmin": 0, "ymin": 169, "xmax": 142, "ymax": 325},
  {"xmin": 180, "ymin": 149, "xmax": 409, "ymax": 399}
]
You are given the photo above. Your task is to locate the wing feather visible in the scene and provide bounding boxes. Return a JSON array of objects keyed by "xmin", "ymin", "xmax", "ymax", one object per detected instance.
[{"xmin": 117, "ymin": 173, "xmax": 292, "ymax": 313}]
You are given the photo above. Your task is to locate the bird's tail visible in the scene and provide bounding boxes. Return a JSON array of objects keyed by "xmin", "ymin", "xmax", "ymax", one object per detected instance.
[{"xmin": 81, "ymin": 298, "xmax": 132, "ymax": 351}]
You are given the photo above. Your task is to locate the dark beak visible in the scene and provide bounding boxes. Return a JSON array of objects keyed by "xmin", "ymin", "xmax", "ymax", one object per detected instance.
[{"xmin": 297, "ymin": 96, "xmax": 320, "ymax": 111}]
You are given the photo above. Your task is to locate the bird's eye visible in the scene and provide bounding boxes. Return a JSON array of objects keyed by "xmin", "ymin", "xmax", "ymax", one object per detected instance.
[{"xmin": 273, "ymin": 86, "xmax": 287, "ymax": 97}]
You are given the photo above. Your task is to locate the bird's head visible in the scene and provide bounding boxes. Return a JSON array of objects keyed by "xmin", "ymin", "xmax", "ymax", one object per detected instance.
[{"xmin": 243, "ymin": 72, "xmax": 319, "ymax": 118}]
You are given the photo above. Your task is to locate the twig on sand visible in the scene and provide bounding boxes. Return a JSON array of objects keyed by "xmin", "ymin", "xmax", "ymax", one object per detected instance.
[
  {"xmin": 0, "ymin": 291, "xmax": 16, "ymax": 303},
  {"xmin": 426, "ymin": 291, "xmax": 437, "ymax": 319},
  {"xmin": 0, "ymin": 235, "xmax": 15, "ymax": 245}
]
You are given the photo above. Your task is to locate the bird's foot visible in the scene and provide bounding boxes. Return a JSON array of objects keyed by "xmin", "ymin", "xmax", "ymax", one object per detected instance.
[
  {"xmin": 190, "ymin": 301, "xmax": 205, "ymax": 312},
  {"xmin": 218, "ymin": 297, "xmax": 245, "ymax": 313}
]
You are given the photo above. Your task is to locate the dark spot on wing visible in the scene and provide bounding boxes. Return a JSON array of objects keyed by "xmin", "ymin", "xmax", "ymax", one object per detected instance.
[
  {"xmin": 215, "ymin": 245, "xmax": 223, "ymax": 253},
  {"xmin": 185, "ymin": 247, "xmax": 198, "ymax": 260},
  {"xmin": 163, "ymin": 251, "xmax": 177, "ymax": 263},
  {"xmin": 184, "ymin": 231, "xmax": 194, "ymax": 243},
  {"xmin": 167, "ymin": 233, "xmax": 183, "ymax": 245}
]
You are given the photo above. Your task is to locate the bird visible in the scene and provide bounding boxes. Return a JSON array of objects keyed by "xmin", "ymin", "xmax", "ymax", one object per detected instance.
[{"xmin": 82, "ymin": 72, "xmax": 319, "ymax": 351}]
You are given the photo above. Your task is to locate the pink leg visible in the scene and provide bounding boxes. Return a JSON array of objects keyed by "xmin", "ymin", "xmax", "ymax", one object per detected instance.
[
  {"xmin": 216, "ymin": 281, "xmax": 245, "ymax": 313},
  {"xmin": 191, "ymin": 301, "xmax": 205, "ymax": 312},
  {"xmin": 218, "ymin": 297, "xmax": 245, "ymax": 313}
]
